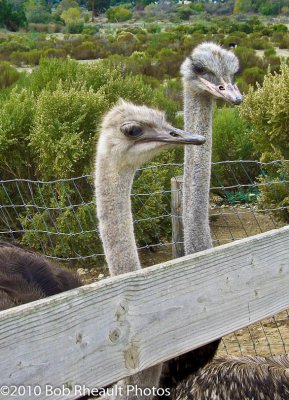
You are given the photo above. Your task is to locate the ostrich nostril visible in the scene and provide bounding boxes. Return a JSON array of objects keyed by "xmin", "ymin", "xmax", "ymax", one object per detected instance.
[
  {"xmin": 218, "ymin": 85, "xmax": 225, "ymax": 91},
  {"xmin": 170, "ymin": 132, "xmax": 180, "ymax": 138}
]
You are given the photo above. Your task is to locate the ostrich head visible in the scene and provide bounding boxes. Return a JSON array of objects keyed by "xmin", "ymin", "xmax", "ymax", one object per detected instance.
[
  {"xmin": 181, "ymin": 42, "xmax": 243, "ymax": 105},
  {"xmin": 97, "ymin": 100, "xmax": 205, "ymax": 168}
]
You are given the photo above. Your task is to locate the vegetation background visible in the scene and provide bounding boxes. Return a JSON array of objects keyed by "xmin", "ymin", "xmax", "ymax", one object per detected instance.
[{"xmin": 0, "ymin": 0, "xmax": 288, "ymax": 266}]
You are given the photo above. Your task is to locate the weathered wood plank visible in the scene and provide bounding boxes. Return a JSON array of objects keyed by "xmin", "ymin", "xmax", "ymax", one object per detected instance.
[
  {"xmin": 1, "ymin": 226, "xmax": 289, "ymax": 399},
  {"xmin": 171, "ymin": 176, "xmax": 184, "ymax": 258}
]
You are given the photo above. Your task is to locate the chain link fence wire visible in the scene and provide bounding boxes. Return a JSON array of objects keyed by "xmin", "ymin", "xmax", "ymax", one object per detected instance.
[{"xmin": 0, "ymin": 159, "xmax": 288, "ymax": 357}]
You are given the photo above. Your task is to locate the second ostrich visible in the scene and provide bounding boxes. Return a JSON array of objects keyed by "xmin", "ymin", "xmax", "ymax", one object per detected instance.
[
  {"xmin": 95, "ymin": 100, "xmax": 205, "ymax": 400},
  {"xmin": 160, "ymin": 43, "xmax": 289, "ymax": 400},
  {"xmin": 159, "ymin": 42, "xmax": 244, "ymax": 395},
  {"xmin": 182, "ymin": 41, "xmax": 243, "ymax": 254}
]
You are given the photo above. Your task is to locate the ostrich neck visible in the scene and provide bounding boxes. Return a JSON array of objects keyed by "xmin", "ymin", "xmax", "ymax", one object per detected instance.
[
  {"xmin": 183, "ymin": 86, "xmax": 213, "ymax": 254},
  {"xmin": 95, "ymin": 154, "xmax": 162, "ymax": 400},
  {"xmin": 95, "ymin": 159, "xmax": 140, "ymax": 276}
]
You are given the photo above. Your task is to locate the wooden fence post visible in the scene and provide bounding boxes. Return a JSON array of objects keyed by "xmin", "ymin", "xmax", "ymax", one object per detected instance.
[{"xmin": 171, "ymin": 175, "xmax": 184, "ymax": 258}]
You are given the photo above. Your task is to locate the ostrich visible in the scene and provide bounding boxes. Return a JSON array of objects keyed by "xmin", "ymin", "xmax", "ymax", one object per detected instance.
[
  {"xmin": 160, "ymin": 43, "xmax": 289, "ymax": 400},
  {"xmin": 0, "ymin": 102, "xmax": 204, "ymax": 310},
  {"xmin": 171, "ymin": 354, "xmax": 289, "ymax": 400},
  {"xmin": 158, "ymin": 41, "xmax": 243, "ymax": 396},
  {"xmin": 0, "ymin": 102, "xmax": 204, "ymax": 400},
  {"xmin": 0, "ymin": 241, "xmax": 82, "ymax": 311},
  {"xmin": 182, "ymin": 41, "xmax": 243, "ymax": 255},
  {"xmin": 94, "ymin": 99, "xmax": 205, "ymax": 400},
  {"xmin": 0, "ymin": 241, "xmax": 81, "ymax": 311}
]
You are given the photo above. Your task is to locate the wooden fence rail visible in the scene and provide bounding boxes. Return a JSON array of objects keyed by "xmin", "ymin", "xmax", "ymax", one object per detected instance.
[{"xmin": 1, "ymin": 226, "xmax": 289, "ymax": 399}]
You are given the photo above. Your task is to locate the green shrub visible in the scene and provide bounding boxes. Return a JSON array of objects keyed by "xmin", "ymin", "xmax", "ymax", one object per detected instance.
[
  {"xmin": 264, "ymin": 55, "xmax": 281, "ymax": 73},
  {"xmin": 212, "ymin": 106, "xmax": 256, "ymax": 187},
  {"xmin": 273, "ymin": 24, "xmax": 288, "ymax": 33},
  {"xmin": 242, "ymin": 66, "xmax": 265, "ymax": 87},
  {"xmin": 191, "ymin": 2, "xmax": 205, "ymax": 12},
  {"xmin": 240, "ymin": 63, "xmax": 289, "ymax": 160},
  {"xmin": 260, "ymin": 3, "xmax": 277, "ymax": 15},
  {"xmin": 250, "ymin": 37, "xmax": 269, "ymax": 50},
  {"xmin": 0, "ymin": 88, "xmax": 36, "ymax": 178},
  {"xmin": 176, "ymin": 7, "xmax": 193, "ymax": 21},
  {"xmin": 10, "ymin": 49, "xmax": 43, "ymax": 66},
  {"xmin": 28, "ymin": 23, "xmax": 50, "ymax": 32},
  {"xmin": 264, "ymin": 47, "xmax": 276, "ymax": 57},
  {"xmin": 30, "ymin": 84, "xmax": 106, "ymax": 179},
  {"xmin": 213, "ymin": 107, "xmax": 254, "ymax": 163},
  {"xmin": 0, "ymin": 58, "xmax": 184, "ymax": 260},
  {"xmin": 113, "ymin": 31, "xmax": 139, "ymax": 56},
  {"xmin": 279, "ymin": 36, "xmax": 289, "ymax": 49},
  {"xmin": 146, "ymin": 24, "xmax": 162, "ymax": 33},
  {"xmin": 65, "ymin": 21, "xmax": 84, "ymax": 33},
  {"xmin": 272, "ymin": 31, "xmax": 286, "ymax": 44},
  {"xmin": 20, "ymin": 202, "xmax": 103, "ymax": 267},
  {"xmin": 106, "ymin": 6, "xmax": 133, "ymax": 22},
  {"xmin": 240, "ymin": 63, "xmax": 289, "ymax": 221},
  {"xmin": 233, "ymin": 46, "xmax": 261, "ymax": 69},
  {"xmin": 0, "ymin": 38, "xmax": 30, "ymax": 61},
  {"xmin": 43, "ymin": 48, "xmax": 66, "ymax": 59},
  {"xmin": 82, "ymin": 25, "xmax": 100, "ymax": 35},
  {"xmin": 25, "ymin": 0, "xmax": 52, "ymax": 24},
  {"xmin": 0, "ymin": 62, "xmax": 20, "ymax": 89},
  {"xmin": 222, "ymin": 34, "xmax": 248, "ymax": 47},
  {"xmin": 71, "ymin": 41, "xmax": 96, "ymax": 59}
]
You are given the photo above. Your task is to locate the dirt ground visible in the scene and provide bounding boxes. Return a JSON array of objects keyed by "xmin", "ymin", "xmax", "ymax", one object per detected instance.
[
  {"xmin": 217, "ymin": 310, "xmax": 289, "ymax": 358},
  {"xmin": 256, "ymin": 48, "xmax": 289, "ymax": 58}
]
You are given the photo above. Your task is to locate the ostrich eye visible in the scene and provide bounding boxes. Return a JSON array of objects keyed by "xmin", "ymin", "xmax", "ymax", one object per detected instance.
[
  {"xmin": 121, "ymin": 125, "xmax": 143, "ymax": 139},
  {"xmin": 192, "ymin": 63, "xmax": 206, "ymax": 75}
]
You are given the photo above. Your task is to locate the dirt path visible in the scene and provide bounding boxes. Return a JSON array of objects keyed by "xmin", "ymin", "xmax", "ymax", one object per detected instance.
[{"xmin": 256, "ymin": 48, "xmax": 289, "ymax": 58}]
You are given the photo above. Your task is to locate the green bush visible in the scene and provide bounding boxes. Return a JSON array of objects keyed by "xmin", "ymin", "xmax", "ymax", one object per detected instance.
[
  {"xmin": 82, "ymin": 25, "xmax": 100, "ymax": 35},
  {"xmin": 112, "ymin": 31, "xmax": 139, "ymax": 56},
  {"xmin": 176, "ymin": 7, "xmax": 193, "ymax": 21},
  {"xmin": 30, "ymin": 83, "xmax": 108, "ymax": 179},
  {"xmin": 242, "ymin": 66, "xmax": 265, "ymax": 87},
  {"xmin": 222, "ymin": 33, "xmax": 248, "ymax": 47},
  {"xmin": 65, "ymin": 21, "xmax": 84, "ymax": 33},
  {"xmin": 10, "ymin": 49, "xmax": 43, "ymax": 66},
  {"xmin": 240, "ymin": 63, "xmax": 289, "ymax": 221},
  {"xmin": 0, "ymin": 88, "xmax": 36, "ymax": 178},
  {"xmin": 0, "ymin": 62, "xmax": 20, "ymax": 89},
  {"xmin": 146, "ymin": 24, "xmax": 162, "ymax": 34},
  {"xmin": 273, "ymin": 24, "xmax": 288, "ymax": 33},
  {"xmin": 233, "ymin": 46, "xmax": 262, "ymax": 69},
  {"xmin": 43, "ymin": 48, "xmax": 66, "ymax": 59},
  {"xmin": 250, "ymin": 36, "xmax": 270, "ymax": 50},
  {"xmin": 212, "ymin": 107, "xmax": 254, "ymax": 163},
  {"xmin": 264, "ymin": 47, "xmax": 276, "ymax": 57},
  {"xmin": 0, "ymin": 58, "xmax": 183, "ymax": 261},
  {"xmin": 71, "ymin": 41, "xmax": 96, "ymax": 59},
  {"xmin": 240, "ymin": 63, "xmax": 289, "ymax": 160},
  {"xmin": 264, "ymin": 55, "xmax": 281, "ymax": 74},
  {"xmin": 191, "ymin": 3, "xmax": 205, "ymax": 12},
  {"xmin": 212, "ymin": 106, "xmax": 256, "ymax": 188},
  {"xmin": 279, "ymin": 36, "xmax": 289, "ymax": 49},
  {"xmin": 106, "ymin": 6, "xmax": 133, "ymax": 22}
]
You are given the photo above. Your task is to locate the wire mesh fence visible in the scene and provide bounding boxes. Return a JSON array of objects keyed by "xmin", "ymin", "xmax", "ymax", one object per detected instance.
[
  {"xmin": 0, "ymin": 159, "xmax": 288, "ymax": 357},
  {"xmin": 0, "ymin": 159, "xmax": 288, "ymax": 266}
]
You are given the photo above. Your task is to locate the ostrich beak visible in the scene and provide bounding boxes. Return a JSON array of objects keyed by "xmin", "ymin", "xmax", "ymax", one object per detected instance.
[
  {"xmin": 199, "ymin": 77, "xmax": 243, "ymax": 105},
  {"xmin": 150, "ymin": 128, "xmax": 206, "ymax": 145}
]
